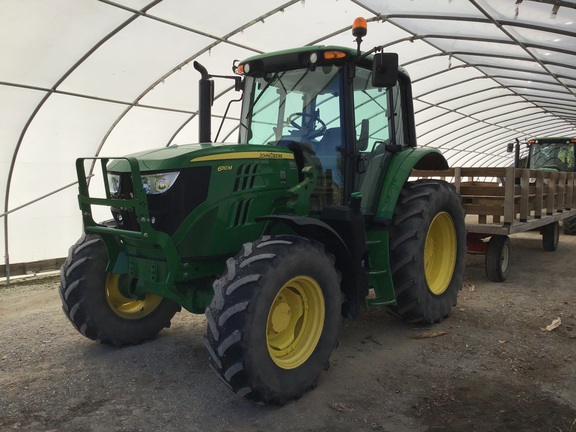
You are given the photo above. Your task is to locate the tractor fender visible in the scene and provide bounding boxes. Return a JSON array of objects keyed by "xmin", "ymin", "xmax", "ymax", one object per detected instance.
[
  {"xmin": 373, "ymin": 147, "xmax": 449, "ymax": 221},
  {"xmin": 257, "ymin": 214, "xmax": 363, "ymax": 318}
]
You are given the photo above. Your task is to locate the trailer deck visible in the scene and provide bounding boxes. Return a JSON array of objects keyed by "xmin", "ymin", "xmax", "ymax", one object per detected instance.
[{"xmin": 412, "ymin": 166, "xmax": 576, "ymax": 281}]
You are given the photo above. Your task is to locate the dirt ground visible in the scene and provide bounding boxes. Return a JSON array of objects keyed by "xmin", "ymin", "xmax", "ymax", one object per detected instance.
[{"xmin": 1, "ymin": 231, "xmax": 576, "ymax": 432}]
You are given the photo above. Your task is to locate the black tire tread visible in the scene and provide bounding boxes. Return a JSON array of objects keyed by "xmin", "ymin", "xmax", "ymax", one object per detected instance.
[
  {"xmin": 387, "ymin": 180, "xmax": 466, "ymax": 324},
  {"xmin": 205, "ymin": 235, "xmax": 342, "ymax": 405},
  {"xmin": 59, "ymin": 233, "xmax": 181, "ymax": 346},
  {"xmin": 485, "ymin": 235, "xmax": 511, "ymax": 282},
  {"xmin": 563, "ymin": 215, "xmax": 576, "ymax": 235},
  {"xmin": 542, "ymin": 221, "xmax": 559, "ymax": 252}
]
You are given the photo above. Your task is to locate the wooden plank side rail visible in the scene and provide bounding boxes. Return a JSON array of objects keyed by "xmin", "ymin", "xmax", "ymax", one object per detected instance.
[
  {"xmin": 411, "ymin": 167, "xmax": 576, "ymax": 226},
  {"xmin": 564, "ymin": 172, "xmax": 576, "ymax": 209},
  {"xmin": 504, "ymin": 166, "xmax": 515, "ymax": 225}
]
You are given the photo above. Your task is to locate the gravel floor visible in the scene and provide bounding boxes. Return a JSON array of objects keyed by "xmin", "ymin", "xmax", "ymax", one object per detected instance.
[{"xmin": 1, "ymin": 231, "xmax": 576, "ymax": 431}]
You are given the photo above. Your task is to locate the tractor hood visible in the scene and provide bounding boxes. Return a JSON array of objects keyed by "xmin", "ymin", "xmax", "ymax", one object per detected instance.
[{"xmin": 106, "ymin": 143, "xmax": 294, "ymax": 173}]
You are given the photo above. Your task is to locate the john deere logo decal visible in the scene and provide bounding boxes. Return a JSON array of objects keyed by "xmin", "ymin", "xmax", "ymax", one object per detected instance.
[
  {"xmin": 259, "ymin": 152, "xmax": 285, "ymax": 159},
  {"xmin": 191, "ymin": 152, "xmax": 294, "ymax": 163}
]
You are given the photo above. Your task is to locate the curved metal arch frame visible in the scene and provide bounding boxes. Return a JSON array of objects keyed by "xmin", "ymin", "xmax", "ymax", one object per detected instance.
[
  {"xmin": 362, "ymin": 2, "xmax": 576, "ymax": 167},
  {"xmin": 1, "ymin": 0, "xmax": 301, "ymax": 281},
  {"xmin": 4, "ymin": 0, "xmax": 576, "ymax": 278}
]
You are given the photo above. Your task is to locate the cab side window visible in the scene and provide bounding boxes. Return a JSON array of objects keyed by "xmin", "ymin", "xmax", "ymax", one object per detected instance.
[
  {"xmin": 354, "ymin": 67, "xmax": 405, "ymax": 213},
  {"xmin": 353, "ymin": 68, "xmax": 391, "ymax": 155}
]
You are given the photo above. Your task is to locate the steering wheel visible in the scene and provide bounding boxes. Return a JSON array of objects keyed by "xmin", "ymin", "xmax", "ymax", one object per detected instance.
[{"xmin": 287, "ymin": 112, "xmax": 327, "ymax": 139}]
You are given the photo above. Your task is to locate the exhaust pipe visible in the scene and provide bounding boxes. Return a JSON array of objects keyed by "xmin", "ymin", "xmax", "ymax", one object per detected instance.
[{"xmin": 193, "ymin": 61, "xmax": 213, "ymax": 143}]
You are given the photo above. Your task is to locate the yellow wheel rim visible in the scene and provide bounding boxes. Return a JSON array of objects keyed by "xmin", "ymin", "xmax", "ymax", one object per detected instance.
[
  {"xmin": 105, "ymin": 274, "xmax": 162, "ymax": 320},
  {"xmin": 424, "ymin": 212, "xmax": 457, "ymax": 295},
  {"xmin": 266, "ymin": 276, "xmax": 325, "ymax": 369}
]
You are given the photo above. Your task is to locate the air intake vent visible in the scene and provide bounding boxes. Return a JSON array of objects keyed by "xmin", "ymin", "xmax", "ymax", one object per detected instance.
[
  {"xmin": 233, "ymin": 163, "xmax": 259, "ymax": 192},
  {"xmin": 231, "ymin": 199, "xmax": 253, "ymax": 227}
]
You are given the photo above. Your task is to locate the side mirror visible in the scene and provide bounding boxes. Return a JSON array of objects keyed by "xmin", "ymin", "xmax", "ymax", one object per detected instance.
[
  {"xmin": 372, "ymin": 53, "xmax": 399, "ymax": 88},
  {"xmin": 507, "ymin": 143, "xmax": 514, "ymax": 153}
]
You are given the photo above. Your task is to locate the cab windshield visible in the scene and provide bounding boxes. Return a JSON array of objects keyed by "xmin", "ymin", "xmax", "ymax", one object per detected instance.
[
  {"xmin": 238, "ymin": 62, "xmax": 400, "ymax": 210},
  {"xmin": 239, "ymin": 66, "xmax": 345, "ymax": 208},
  {"xmin": 239, "ymin": 65, "xmax": 342, "ymax": 146},
  {"xmin": 529, "ymin": 142, "xmax": 575, "ymax": 172}
]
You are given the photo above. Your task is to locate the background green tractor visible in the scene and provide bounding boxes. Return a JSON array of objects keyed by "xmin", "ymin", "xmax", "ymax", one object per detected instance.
[
  {"xmin": 509, "ymin": 136, "xmax": 576, "ymax": 235},
  {"xmin": 60, "ymin": 18, "xmax": 466, "ymax": 404}
]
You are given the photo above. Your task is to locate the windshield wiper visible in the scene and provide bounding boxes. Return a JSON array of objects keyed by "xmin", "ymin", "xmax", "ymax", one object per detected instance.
[{"xmin": 240, "ymin": 72, "xmax": 283, "ymax": 140}]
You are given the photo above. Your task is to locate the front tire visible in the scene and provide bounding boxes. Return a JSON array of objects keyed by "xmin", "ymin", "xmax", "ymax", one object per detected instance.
[
  {"xmin": 59, "ymin": 233, "xmax": 181, "ymax": 345},
  {"xmin": 204, "ymin": 235, "xmax": 342, "ymax": 405},
  {"xmin": 388, "ymin": 180, "xmax": 466, "ymax": 324}
]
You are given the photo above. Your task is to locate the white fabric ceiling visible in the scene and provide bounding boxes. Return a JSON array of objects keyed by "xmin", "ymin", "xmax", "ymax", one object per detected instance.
[{"xmin": 2, "ymin": 0, "xmax": 576, "ymax": 267}]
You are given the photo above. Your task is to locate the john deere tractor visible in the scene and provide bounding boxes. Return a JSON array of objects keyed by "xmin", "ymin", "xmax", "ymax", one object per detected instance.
[{"xmin": 60, "ymin": 18, "xmax": 466, "ymax": 404}]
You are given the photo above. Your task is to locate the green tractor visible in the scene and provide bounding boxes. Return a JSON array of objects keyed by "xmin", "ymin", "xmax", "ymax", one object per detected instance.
[
  {"xmin": 60, "ymin": 18, "xmax": 466, "ymax": 404},
  {"xmin": 510, "ymin": 136, "xmax": 576, "ymax": 234}
]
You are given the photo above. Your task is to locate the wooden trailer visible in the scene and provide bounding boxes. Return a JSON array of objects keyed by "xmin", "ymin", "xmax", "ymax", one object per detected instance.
[{"xmin": 412, "ymin": 167, "xmax": 576, "ymax": 281}]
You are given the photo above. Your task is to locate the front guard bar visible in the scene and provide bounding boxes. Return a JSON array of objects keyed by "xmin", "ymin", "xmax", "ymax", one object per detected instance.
[{"xmin": 75, "ymin": 157, "xmax": 181, "ymax": 286}]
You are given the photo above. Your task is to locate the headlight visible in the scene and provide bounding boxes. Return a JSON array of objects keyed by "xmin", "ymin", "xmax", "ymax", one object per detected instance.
[{"xmin": 140, "ymin": 172, "xmax": 180, "ymax": 195}]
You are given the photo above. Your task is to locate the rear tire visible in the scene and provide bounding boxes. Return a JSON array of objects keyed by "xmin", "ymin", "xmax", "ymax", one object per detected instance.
[
  {"xmin": 542, "ymin": 221, "xmax": 559, "ymax": 251},
  {"xmin": 59, "ymin": 233, "xmax": 181, "ymax": 345},
  {"xmin": 204, "ymin": 235, "xmax": 342, "ymax": 405},
  {"xmin": 485, "ymin": 235, "xmax": 511, "ymax": 282},
  {"xmin": 388, "ymin": 180, "xmax": 466, "ymax": 324},
  {"xmin": 563, "ymin": 215, "xmax": 576, "ymax": 235}
]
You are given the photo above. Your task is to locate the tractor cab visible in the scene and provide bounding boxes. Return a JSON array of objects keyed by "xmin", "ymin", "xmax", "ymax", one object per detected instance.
[
  {"xmin": 510, "ymin": 137, "xmax": 576, "ymax": 172},
  {"xmin": 235, "ymin": 45, "xmax": 414, "ymax": 213}
]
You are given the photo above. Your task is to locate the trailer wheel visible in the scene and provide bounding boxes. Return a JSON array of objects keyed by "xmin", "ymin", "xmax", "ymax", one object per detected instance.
[
  {"xmin": 542, "ymin": 221, "xmax": 560, "ymax": 251},
  {"xmin": 562, "ymin": 215, "xmax": 576, "ymax": 235},
  {"xmin": 388, "ymin": 180, "xmax": 466, "ymax": 324},
  {"xmin": 485, "ymin": 235, "xmax": 512, "ymax": 282},
  {"xmin": 204, "ymin": 235, "xmax": 342, "ymax": 405},
  {"xmin": 59, "ymin": 233, "xmax": 181, "ymax": 346}
]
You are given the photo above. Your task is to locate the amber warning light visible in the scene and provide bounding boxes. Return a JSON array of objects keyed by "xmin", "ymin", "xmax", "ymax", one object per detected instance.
[
  {"xmin": 352, "ymin": 17, "xmax": 367, "ymax": 38},
  {"xmin": 323, "ymin": 51, "xmax": 347, "ymax": 60}
]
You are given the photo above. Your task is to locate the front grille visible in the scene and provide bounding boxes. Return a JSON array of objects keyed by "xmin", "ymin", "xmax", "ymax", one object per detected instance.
[{"xmin": 111, "ymin": 166, "xmax": 211, "ymax": 236}]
